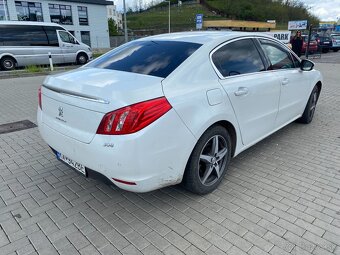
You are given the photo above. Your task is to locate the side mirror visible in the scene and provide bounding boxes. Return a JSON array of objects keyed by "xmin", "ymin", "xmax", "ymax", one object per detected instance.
[{"xmin": 300, "ymin": 59, "xmax": 314, "ymax": 71}]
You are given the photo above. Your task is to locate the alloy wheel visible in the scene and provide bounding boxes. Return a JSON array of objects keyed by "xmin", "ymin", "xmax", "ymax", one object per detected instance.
[
  {"xmin": 309, "ymin": 91, "xmax": 318, "ymax": 119},
  {"xmin": 198, "ymin": 135, "xmax": 228, "ymax": 186}
]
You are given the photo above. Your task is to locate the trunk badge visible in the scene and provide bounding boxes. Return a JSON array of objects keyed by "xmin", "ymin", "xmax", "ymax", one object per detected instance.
[{"xmin": 58, "ymin": 106, "xmax": 64, "ymax": 117}]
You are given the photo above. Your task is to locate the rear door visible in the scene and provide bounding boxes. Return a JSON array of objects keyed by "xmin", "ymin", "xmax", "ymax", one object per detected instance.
[
  {"xmin": 57, "ymin": 30, "xmax": 77, "ymax": 63},
  {"xmin": 213, "ymin": 38, "xmax": 281, "ymax": 146}
]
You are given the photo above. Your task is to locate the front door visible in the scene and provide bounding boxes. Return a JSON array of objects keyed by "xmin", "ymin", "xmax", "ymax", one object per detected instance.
[
  {"xmin": 258, "ymin": 39, "xmax": 311, "ymax": 127},
  {"xmin": 57, "ymin": 30, "xmax": 78, "ymax": 63}
]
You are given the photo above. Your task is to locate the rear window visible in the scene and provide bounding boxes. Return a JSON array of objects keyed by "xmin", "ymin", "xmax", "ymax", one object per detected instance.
[
  {"xmin": 87, "ymin": 40, "xmax": 202, "ymax": 78},
  {"xmin": 332, "ymin": 35, "xmax": 340, "ymax": 40},
  {"xmin": 320, "ymin": 37, "xmax": 330, "ymax": 42}
]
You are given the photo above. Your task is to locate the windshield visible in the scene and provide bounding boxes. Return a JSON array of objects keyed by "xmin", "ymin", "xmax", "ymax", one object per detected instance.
[{"xmin": 87, "ymin": 40, "xmax": 202, "ymax": 78}]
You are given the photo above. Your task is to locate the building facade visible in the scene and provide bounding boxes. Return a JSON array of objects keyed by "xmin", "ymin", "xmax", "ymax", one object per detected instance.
[
  {"xmin": 0, "ymin": 0, "xmax": 110, "ymax": 48},
  {"xmin": 107, "ymin": 3, "xmax": 122, "ymax": 29}
]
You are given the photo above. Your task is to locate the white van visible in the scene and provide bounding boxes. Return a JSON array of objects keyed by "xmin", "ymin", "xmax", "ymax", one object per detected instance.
[{"xmin": 0, "ymin": 21, "xmax": 92, "ymax": 71}]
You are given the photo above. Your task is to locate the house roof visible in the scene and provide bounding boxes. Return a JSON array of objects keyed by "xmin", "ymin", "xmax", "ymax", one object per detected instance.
[{"xmin": 50, "ymin": 0, "xmax": 111, "ymax": 5}]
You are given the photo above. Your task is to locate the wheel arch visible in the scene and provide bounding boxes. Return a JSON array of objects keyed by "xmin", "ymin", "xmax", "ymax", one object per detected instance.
[
  {"xmin": 203, "ymin": 120, "xmax": 237, "ymax": 158},
  {"xmin": 213, "ymin": 120, "xmax": 237, "ymax": 157},
  {"xmin": 0, "ymin": 54, "xmax": 17, "ymax": 64},
  {"xmin": 315, "ymin": 81, "xmax": 322, "ymax": 98},
  {"xmin": 0, "ymin": 55, "xmax": 18, "ymax": 69},
  {"xmin": 76, "ymin": 50, "xmax": 89, "ymax": 58}
]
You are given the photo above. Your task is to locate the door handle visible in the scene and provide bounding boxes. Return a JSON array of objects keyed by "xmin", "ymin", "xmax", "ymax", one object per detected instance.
[
  {"xmin": 282, "ymin": 78, "xmax": 289, "ymax": 85},
  {"xmin": 234, "ymin": 87, "xmax": 249, "ymax": 96}
]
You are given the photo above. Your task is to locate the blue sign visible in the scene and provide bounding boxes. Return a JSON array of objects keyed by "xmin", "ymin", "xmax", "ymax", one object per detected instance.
[
  {"xmin": 336, "ymin": 25, "xmax": 340, "ymax": 32},
  {"xmin": 196, "ymin": 14, "xmax": 203, "ymax": 30}
]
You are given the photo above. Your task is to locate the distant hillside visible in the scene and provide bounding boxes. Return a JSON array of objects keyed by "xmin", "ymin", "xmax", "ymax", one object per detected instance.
[
  {"xmin": 202, "ymin": 0, "xmax": 319, "ymax": 24},
  {"xmin": 126, "ymin": 0, "xmax": 319, "ymax": 34},
  {"xmin": 127, "ymin": 3, "xmax": 222, "ymax": 33}
]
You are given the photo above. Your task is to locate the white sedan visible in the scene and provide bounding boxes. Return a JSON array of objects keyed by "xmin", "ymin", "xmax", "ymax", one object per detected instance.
[{"xmin": 38, "ymin": 32, "xmax": 322, "ymax": 194}]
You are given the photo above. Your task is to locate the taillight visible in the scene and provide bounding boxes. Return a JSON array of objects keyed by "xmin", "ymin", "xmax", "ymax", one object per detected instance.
[
  {"xmin": 97, "ymin": 97, "xmax": 172, "ymax": 135},
  {"xmin": 38, "ymin": 86, "xmax": 42, "ymax": 110}
]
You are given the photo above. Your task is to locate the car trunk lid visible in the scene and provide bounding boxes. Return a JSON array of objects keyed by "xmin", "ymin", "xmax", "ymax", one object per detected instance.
[{"xmin": 41, "ymin": 68, "xmax": 164, "ymax": 143}]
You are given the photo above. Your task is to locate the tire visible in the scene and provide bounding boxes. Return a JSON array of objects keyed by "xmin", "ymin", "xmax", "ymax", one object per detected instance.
[
  {"xmin": 0, "ymin": 56, "xmax": 16, "ymax": 71},
  {"xmin": 333, "ymin": 49, "xmax": 339, "ymax": 52},
  {"xmin": 182, "ymin": 125, "xmax": 232, "ymax": 195},
  {"xmin": 76, "ymin": 53, "xmax": 88, "ymax": 65},
  {"xmin": 297, "ymin": 86, "xmax": 319, "ymax": 124},
  {"xmin": 322, "ymin": 48, "xmax": 329, "ymax": 53}
]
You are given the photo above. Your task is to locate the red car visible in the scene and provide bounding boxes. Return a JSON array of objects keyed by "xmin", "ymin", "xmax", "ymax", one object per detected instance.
[{"xmin": 302, "ymin": 35, "xmax": 318, "ymax": 54}]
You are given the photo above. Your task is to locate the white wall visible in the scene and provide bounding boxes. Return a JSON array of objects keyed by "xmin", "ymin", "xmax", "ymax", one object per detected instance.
[
  {"xmin": 107, "ymin": 5, "xmax": 122, "ymax": 29},
  {"xmin": 5, "ymin": 0, "xmax": 110, "ymax": 48}
]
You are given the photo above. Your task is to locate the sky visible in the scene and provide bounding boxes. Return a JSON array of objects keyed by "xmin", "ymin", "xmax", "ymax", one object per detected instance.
[
  {"xmin": 303, "ymin": 0, "xmax": 340, "ymax": 21},
  {"xmin": 109, "ymin": 0, "xmax": 340, "ymax": 22}
]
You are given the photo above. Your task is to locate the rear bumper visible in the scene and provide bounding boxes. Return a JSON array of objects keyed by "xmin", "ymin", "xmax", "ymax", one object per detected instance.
[
  {"xmin": 38, "ymin": 108, "xmax": 196, "ymax": 192},
  {"xmin": 302, "ymin": 45, "xmax": 317, "ymax": 53},
  {"xmin": 318, "ymin": 45, "xmax": 331, "ymax": 49}
]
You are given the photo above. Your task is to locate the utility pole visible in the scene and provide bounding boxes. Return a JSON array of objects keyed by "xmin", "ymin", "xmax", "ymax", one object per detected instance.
[
  {"xmin": 2, "ymin": 0, "xmax": 8, "ymax": 20},
  {"xmin": 123, "ymin": 0, "xmax": 128, "ymax": 42},
  {"xmin": 165, "ymin": 1, "xmax": 170, "ymax": 33}
]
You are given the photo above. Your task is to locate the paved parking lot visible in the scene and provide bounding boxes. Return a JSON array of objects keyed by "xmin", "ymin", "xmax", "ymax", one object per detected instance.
[{"xmin": 0, "ymin": 60, "xmax": 340, "ymax": 255}]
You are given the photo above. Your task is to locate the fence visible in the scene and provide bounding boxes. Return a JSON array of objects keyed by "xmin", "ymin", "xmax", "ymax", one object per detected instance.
[{"xmin": 109, "ymin": 36, "xmax": 144, "ymax": 48}]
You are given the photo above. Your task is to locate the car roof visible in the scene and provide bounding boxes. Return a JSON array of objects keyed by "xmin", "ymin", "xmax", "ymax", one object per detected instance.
[
  {"xmin": 138, "ymin": 31, "xmax": 277, "ymax": 45},
  {"xmin": 0, "ymin": 21, "xmax": 64, "ymax": 27}
]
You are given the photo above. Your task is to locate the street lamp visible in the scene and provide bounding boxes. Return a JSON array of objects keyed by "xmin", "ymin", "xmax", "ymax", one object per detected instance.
[{"xmin": 164, "ymin": 1, "xmax": 170, "ymax": 33}]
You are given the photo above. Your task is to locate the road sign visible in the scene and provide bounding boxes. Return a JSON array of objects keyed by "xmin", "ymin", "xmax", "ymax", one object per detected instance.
[{"xmin": 196, "ymin": 14, "xmax": 203, "ymax": 30}]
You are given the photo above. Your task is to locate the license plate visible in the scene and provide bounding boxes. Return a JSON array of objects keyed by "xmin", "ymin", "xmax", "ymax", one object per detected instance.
[
  {"xmin": 324, "ymin": 42, "xmax": 330, "ymax": 44},
  {"xmin": 56, "ymin": 152, "xmax": 86, "ymax": 175}
]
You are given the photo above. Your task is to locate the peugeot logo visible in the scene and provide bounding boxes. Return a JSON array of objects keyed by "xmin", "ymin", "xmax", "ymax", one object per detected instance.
[{"xmin": 58, "ymin": 106, "xmax": 64, "ymax": 117}]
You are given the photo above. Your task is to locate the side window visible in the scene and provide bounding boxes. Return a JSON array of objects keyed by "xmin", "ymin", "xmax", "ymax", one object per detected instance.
[
  {"xmin": 260, "ymin": 39, "xmax": 295, "ymax": 70},
  {"xmin": 43, "ymin": 26, "xmax": 61, "ymax": 46},
  {"xmin": 59, "ymin": 31, "xmax": 76, "ymax": 44},
  {"xmin": 291, "ymin": 53, "xmax": 301, "ymax": 68},
  {"xmin": 211, "ymin": 39, "xmax": 265, "ymax": 77},
  {"xmin": 0, "ymin": 25, "xmax": 48, "ymax": 46}
]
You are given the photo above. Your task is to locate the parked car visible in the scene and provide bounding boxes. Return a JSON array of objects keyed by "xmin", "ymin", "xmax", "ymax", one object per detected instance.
[
  {"xmin": 314, "ymin": 34, "xmax": 332, "ymax": 53},
  {"xmin": 0, "ymin": 21, "xmax": 92, "ymax": 71},
  {"xmin": 38, "ymin": 32, "xmax": 322, "ymax": 194},
  {"xmin": 330, "ymin": 34, "xmax": 340, "ymax": 52},
  {"xmin": 301, "ymin": 35, "xmax": 318, "ymax": 54}
]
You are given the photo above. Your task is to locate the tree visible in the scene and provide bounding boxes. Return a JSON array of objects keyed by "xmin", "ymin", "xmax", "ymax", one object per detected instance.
[{"xmin": 108, "ymin": 18, "xmax": 119, "ymax": 36}]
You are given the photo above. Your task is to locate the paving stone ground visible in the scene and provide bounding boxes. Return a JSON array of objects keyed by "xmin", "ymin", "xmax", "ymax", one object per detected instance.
[{"xmin": 0, "ymin": 60, "xmax": 340, "ymax": 255}]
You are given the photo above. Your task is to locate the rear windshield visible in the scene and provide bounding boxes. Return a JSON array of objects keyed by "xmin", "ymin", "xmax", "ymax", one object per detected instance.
[
  {"xmin": 332, "ymin": 35, "xmax": 340, "ymax": 40},
  {"xmin": 87, "ymin": 40, "xmax": 202, "ymax": 78},
  {"xmin": 303, "ymin": 36, "xmax": 316, "ymax": 42},
  {"xmin": 319, "ymin": 37, "xmax": 330, "ymax": 41}
]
